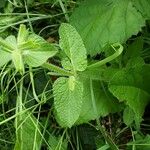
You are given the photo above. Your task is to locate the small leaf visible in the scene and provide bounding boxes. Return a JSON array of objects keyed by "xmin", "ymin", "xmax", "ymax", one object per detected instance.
[
  {"xmin": 22, "ymin": 34, "xmax": 58, "ymax": 67},
  {"xmin": 0, "ymin": 48, "xmax": 11, "ymax": 67},
  {"xmin": 59, "ymin": 23, "xmax": 87, "ymax": 72},
  {"xmin": 0, "ymin": 36, "xmax": 14, "ymax": 52},
  {"xmin": 5, "ymin": 35, "xmax": 17, "ymax": 50},
  {"xmin": 23, "ymin": 50, "xmax": 57, "ymax": 67},
  {"xmin": 53, "ymin": 77, "xmax": 83, "ymax": 127}
]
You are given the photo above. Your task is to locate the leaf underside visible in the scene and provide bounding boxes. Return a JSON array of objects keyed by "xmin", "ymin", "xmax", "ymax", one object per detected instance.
[
  {"xmin": 53, "ymin": 77, "xmax": 83, "ymax": 128},
  {"xmin": 59, "ymin": 23, "xmax": 87, "ymax": 71}
]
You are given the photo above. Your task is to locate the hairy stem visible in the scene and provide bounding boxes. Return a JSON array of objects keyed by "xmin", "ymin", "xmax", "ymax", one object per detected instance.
[{"xmin": 42, "ymin": 62, "xmax": 73, "ymax": 76}]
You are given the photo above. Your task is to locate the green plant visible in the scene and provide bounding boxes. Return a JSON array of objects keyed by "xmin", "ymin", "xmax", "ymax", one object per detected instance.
[{"xmin": 1, "ymin": 0, "xmax": 150, "ymax": 149}]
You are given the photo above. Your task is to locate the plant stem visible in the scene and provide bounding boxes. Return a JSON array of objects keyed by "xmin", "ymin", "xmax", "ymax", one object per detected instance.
[
  {"xmin": 24, "ymin": 0, "xmax": 34, "ymax": 32},
  {"xmin": 15, "ymin": 77, "xmax": 24, "ymax": 147},
  {"xmin": 58, "ymin": 0, "xmax": 69, "ymax": 22},
  {"xmin": 87, "ymin": 43, "xmax": 123, "ymax": 69},
  {"xmin": 0, "ymin": 13, "xmax": 64, "ymax": 30},
  {"xmin": 29, "ymin": 67, "xmax": 40, "ymax": 103},
  {"xmin": 42, "ymin": 62, "xmax": 74, "ymax": 76}
]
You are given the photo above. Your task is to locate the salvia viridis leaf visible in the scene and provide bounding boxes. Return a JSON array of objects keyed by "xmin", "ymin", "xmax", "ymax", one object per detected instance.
[
  {"xmin": 0, "ymin": 24, "xmax": 58, "ymax": 71},
  {"xmin": 0, "ymin": 49, "xmax": 11, "ymax": 67},
  {"xmin": 53, "ymin": 77, "xmax": 83, "ymax": 128},
  {"xmin": 59, "ymin": 23, "xmax": 87, "ymax": 72},
  {"xmin": 22, "ymin": 33, "xmax": 58, "ymax": 67}
]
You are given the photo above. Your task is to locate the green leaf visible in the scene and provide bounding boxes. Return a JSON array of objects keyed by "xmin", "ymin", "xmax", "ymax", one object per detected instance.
[
  {"xmin": 70, "ymin": 0, "xmax": 145, "ymax": 56},
  {"xmin": 109, "ymin": 69, "xmax": 150, "ymax": 125},
  {"xmin": 0, "ymin": 49, "xmax": 11, "ymax": 67},
  {"xmin": 0, "ymin": 36, "xmax": 14, "ymax": 52},
  {"xmin": 0, "ymin": 24, "xmax": 58, "ymax": 70},
  {"xmin": 14, "ymin": 110, "xmax": 41, "ymax": 150},
  {"xmin": 5, "ymin": 35, "xmax": 17, "ymax": 50},
  {"xmin": 124, "ymin": 37, "xmax": 143, "ymax": 62},
  {"xmin": 53, "ymin": 77, "xmax": 83, "ymax": 127},
  {"xmin": 126, "ymin": 57, "xmax": 145, "ymax": 69},
  {"xmin": 132, "ymin": 0, "xmax": 150, "ymax": 19},
  {"xmin": 59, "ymin": 23, "xmax": 87, "ymax": 71},
  {"xmin": 61, "ymin": 56, "xmax": 72, "ymax": 71},
  {"xmin": 76, "ymin": 78, "xmax": 122, "ymax": 124},
  {"xmin": 22, "ymin": 34, "xmax": 58, "ymax": 67},
  {"xmin": 123, "ymin": 106, "xmax": 134, "ymax": 126}
]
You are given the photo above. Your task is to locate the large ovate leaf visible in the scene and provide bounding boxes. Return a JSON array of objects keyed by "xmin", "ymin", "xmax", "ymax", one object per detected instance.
[
  {"xmin": 76, "ymin": 78, "xmax": 122, "ymax": 124},
  {"xmin": 14, "ymin": 110, "xmax": 41, "ymax": 150},
  {"xmin": 109, "ymin": 69, "xmax": 150, "ymax": 125},
  {"xmin": 70, "ymin": 0, "xmax": 145, "ymax": 56},
  {"xmin": 132, "ymin": 0, "xmax": 150, "ymax": 19},
  {"xmin": 59, "ymin": 23, "xmax": 87, "ymax": 71},
  {"xmin": 53, "ymin": 76, "xmax": 83, "ymax": 128}
]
